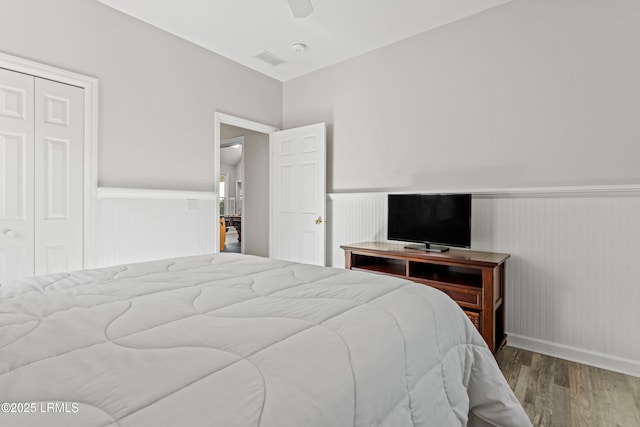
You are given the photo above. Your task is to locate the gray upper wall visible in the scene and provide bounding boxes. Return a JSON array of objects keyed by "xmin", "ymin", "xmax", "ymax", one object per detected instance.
[
  {"xmin": 283, "ymin": 0, "xmax": 640, "ymax": 193},
  {"xmin": 0, "ymin": 0, "xmax": 282, "ymax": 191},
  {"xmin": 4, "ymin": 0, "xmax": 638, "ymax": 194}
]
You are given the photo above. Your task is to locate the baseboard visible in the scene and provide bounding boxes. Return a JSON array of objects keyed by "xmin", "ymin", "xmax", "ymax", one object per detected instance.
[{"xmin": 506, "ymin": 333, "xmax": 640, "ymax": 378}]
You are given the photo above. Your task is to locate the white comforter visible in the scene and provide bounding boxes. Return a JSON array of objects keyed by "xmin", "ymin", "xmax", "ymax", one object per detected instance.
[{"xmin": 0, "ymin": 253, "xmax": 530, "ymax": 426}]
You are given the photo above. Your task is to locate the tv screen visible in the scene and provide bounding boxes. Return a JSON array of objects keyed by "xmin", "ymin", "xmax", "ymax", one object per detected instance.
[{"xmin": 387, "ymin": 194, "xmax": 471, "ymax": 248}]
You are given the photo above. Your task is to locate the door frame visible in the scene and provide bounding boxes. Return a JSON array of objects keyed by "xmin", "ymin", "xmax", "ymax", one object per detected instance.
[
  {"xmin": 214, "ymin": 112, "xmax": 278, "ymax": 253},
  {"xmin": 0, "ymin": 51, "xmax": 99, "ymax": 268}
]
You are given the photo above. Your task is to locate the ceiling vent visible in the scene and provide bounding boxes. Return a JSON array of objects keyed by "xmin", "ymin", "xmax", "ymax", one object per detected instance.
[{"xmin": 254, "ymin": 50, "xmax": 286, "ymax": 67}]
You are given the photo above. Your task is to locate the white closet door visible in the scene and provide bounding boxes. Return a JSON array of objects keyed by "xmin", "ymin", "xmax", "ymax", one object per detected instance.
[
  {"xmin": 0, "ymin": 68, "xmax": 35, "ymax": 280},
  {"xmin": 34, "ymin": 78, "xmax": 84, "ymax": 275}
]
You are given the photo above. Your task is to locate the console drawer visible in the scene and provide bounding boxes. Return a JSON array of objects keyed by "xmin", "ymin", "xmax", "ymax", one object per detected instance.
[
  {"xmin": 464, "ymin": 310, "xmax": 481, "ymax": 332},
  {"xmin": 417, "ymin": 281, "xmax": 482, "ymax": 310}
]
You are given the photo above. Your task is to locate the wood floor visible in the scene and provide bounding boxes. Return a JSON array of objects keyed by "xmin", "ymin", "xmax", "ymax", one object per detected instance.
[
  {"xmin": 222, "ymin": 227, "xmax": 241, "ymax": 253},
  {"xmin": 496, "ymin": 346, "xmax": 640, "ymax": 427}
]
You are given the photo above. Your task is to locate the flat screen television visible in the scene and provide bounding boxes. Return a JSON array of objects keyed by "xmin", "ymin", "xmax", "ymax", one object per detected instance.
[{"xmin": 387, "ymin": 193, "xmax": 471, "ymax": 252}]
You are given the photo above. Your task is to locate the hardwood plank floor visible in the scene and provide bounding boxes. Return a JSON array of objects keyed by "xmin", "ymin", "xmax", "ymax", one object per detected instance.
[{"xmin": 496, "ymin": 346, "xmax": 640, "ymax": 427}]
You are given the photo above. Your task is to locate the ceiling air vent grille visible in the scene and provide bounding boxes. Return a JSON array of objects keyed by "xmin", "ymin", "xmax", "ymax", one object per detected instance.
[{"xmin": 254, "ymin": 50, "xmax": 286, "ymax": 67}]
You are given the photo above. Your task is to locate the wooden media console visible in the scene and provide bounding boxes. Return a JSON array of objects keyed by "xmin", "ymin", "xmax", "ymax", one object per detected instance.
[{"xmin": 341, "ymin": 241, "xmax": 510, "ymax": 353}]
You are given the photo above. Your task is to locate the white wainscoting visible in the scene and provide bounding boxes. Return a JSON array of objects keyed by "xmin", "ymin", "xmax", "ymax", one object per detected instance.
[
  {"xmin": 327, "ymin": 188, "xmax": 640, "ymax": 377},
  {"xmin": 95, "ymin": 188, "xmax": 217, "ymax": 267}
]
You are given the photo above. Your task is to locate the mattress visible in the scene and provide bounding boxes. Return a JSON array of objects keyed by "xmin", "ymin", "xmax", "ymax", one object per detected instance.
[{"xmin": 0, "ymin": 253, "xmax": 531, "ymax": 426}]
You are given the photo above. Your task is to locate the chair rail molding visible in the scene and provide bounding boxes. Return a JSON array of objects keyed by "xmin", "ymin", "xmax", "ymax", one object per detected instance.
[{"xmin": 97, "ymin": 187, "xmax": 217, "ymax": 200}]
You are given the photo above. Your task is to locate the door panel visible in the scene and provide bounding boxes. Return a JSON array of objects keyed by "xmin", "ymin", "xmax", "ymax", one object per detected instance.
[
  {"xmin": 270, "ymin": 123, "xmax": 326, "ymax": 266},
  {"xmin": 34, "ymin": 78, "xmax": 84, "ymax": 275},
  {"xmin": 0, "ymin": 68, "xmax": 35, "ymax": 279}
]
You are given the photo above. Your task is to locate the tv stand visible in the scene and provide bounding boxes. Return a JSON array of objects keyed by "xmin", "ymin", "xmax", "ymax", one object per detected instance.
[
  {"xmin": 405, "ymin": 243, "xmax": 449, "ymax": 252},
  {"xmin": 341, "ymin": 241, "xmax": 510, "ymax": 353}
]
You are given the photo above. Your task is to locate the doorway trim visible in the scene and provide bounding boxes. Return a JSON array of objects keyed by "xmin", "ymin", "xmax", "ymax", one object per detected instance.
[
  {"xmin": 214, "ymin": 112, "xmax": 278, "ymax": 253},
  {"xmin": 0, "ymin": 51, "xmax": 99, "ymax": 268}
]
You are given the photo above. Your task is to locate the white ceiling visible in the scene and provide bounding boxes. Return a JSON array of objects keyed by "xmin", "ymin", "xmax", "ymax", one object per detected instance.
[{"xmin": 96, "ymin": 0, "xmax": 511, "ymax": 82}]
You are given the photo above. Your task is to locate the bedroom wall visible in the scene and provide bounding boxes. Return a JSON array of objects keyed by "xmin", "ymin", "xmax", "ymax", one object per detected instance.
[
  {"xmin": 96, "ymin": 190, "xmax": 216, "ymax": 267},
  {"xmin": 282, "ymin": 0, "xmax": 640, "ymax": 193},
  {"xmin": 221, "ymin": 125, "xmax": 270, "ymax": 257},
  {"xmin": 0, "ymin": 0, "xmax": 282, "ymax": 191},
  {"xmin": 281, "ymin": 0, "xmax": 640, "ymax": 376}
]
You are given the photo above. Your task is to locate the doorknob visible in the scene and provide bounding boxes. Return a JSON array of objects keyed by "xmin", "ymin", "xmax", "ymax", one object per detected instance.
[
  {"xmin": 314, "ymin": 216, "xmax": 326, "ymax": 225},
  {"xmin": 4, "ymin": 229, "xmax": 17, "ymax": 239}
]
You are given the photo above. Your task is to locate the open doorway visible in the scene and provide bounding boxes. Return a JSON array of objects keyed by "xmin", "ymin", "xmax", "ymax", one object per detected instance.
[
  {"xmin": 215, "ymin": 112, "xmax": 327, "ymax": 264},
  {"xmin": 215, "ymin": 113, "xmax": 278, "ymax": 256},
  {"xmin": 219, "ymin": 136, "xmax": 243, "ymax": 253}
]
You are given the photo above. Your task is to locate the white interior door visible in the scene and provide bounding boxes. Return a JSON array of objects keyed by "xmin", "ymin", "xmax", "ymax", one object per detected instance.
[
  {"xmin": 0, "ymin": 68, "xmax": 35, "ymax": 279},
  {"xmin": 0, "ymin": 68, "xmax": 84, "ymax": 280},
  {"xmin": 270, "ymin": 122, "xmax": 326, "ymax": 265},
  {"xmin": 34, "ymin": 78, "xmax": 84, "ymax": 276}
]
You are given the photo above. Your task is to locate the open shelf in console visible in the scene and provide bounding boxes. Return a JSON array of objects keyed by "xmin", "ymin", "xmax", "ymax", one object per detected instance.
[
  {"xmin": 408, "ymin": 262, "xmax": 482, "ymax": 288},
  {"xmin": 350, "ymin": 254, "xmax": 406, "ymax": 277}
]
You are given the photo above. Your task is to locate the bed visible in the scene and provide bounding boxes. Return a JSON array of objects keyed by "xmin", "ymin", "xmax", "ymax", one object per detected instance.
[{"xmin": 0, "ymin": 253, "xmax": 530, "ymax": 426}]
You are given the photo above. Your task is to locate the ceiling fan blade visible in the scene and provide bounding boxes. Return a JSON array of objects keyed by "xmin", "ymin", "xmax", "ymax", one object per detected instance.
[{"xmin": 287, "ymin": 0, "xmax": 314, "ymax": 18}]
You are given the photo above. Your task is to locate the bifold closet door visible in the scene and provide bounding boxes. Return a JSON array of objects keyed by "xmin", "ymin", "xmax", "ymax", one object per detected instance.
[
  {"xmin": 0, "ymin": 68, "xmax": 35, "ymax": 279},
  {"xmin": 0, "ymin": 67, "xmax": 84, "ymax": 280},
  {"xmin": 33, "ymin": 77, "xmax": 84, "ymax": 276}
]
